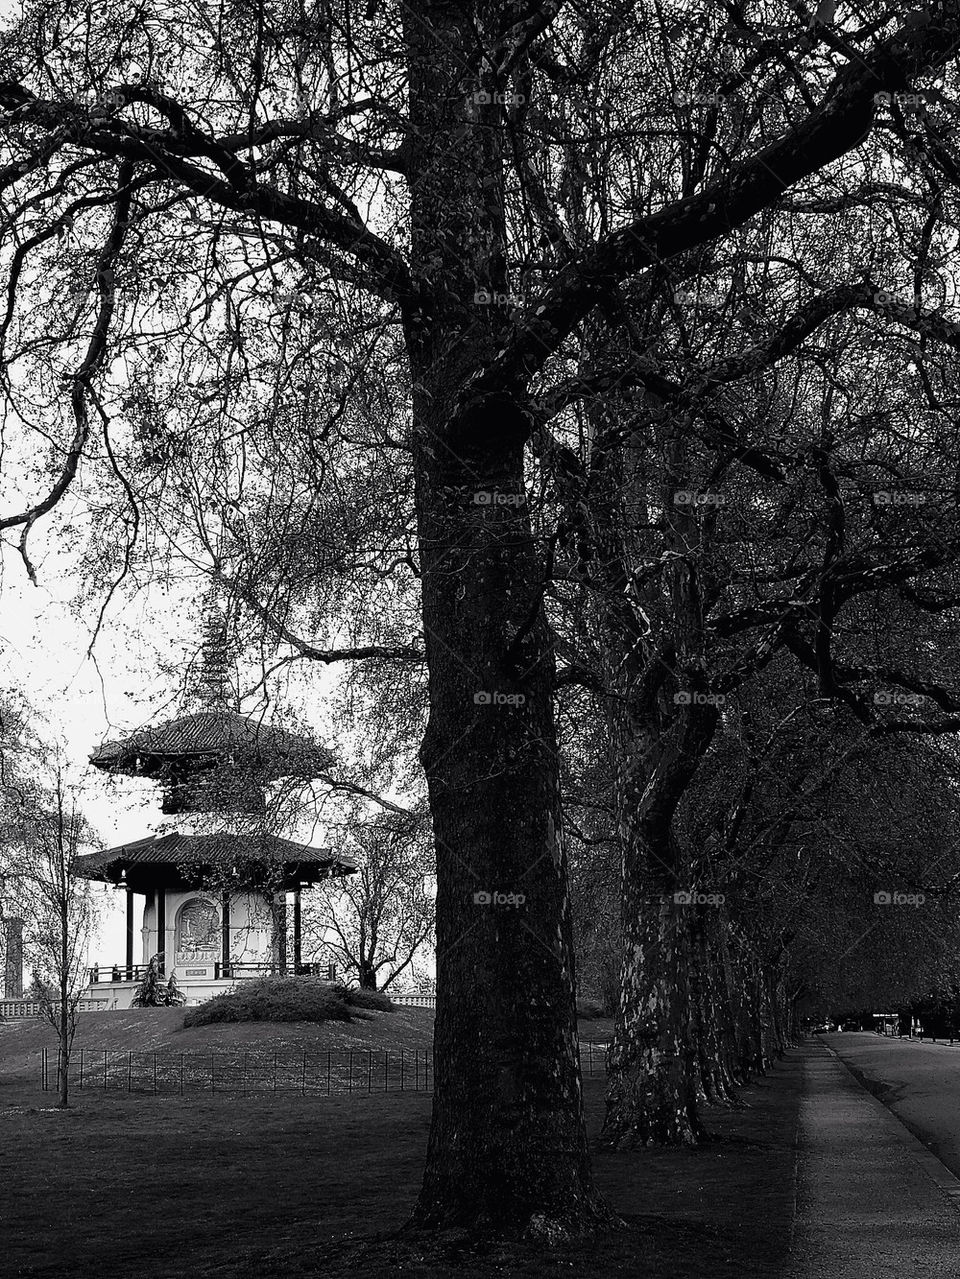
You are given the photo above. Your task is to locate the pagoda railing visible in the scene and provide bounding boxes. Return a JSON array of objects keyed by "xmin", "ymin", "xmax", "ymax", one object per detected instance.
[{"xmin": 87, "ymin": 960, "xmax": 337, "ymax": 984}]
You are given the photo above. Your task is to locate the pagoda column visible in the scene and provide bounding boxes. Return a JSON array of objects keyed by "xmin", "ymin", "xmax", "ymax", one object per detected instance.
[
  {"xmin": 221, "ymin": 892, "xmax": 231, "ymax": 975},
  {"xmin": 156, "ymin": 891, "xmax": 166, "ymax": 973},
  {"xmin": 272, "ymin": 893, "xmax": 287, "ymax": 973},
  {"xmin": 125, "ymin": 888, "xmax": 135, "ymax": 978},
  {"xmin": 293, "ymin": 888, "xmax": 302, "ymax": 975}
]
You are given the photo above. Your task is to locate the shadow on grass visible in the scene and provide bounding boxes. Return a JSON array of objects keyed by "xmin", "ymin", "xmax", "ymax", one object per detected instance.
[{"xmin": 0, "ymin": 1053, "xmax": 801, "ymax": 1279}]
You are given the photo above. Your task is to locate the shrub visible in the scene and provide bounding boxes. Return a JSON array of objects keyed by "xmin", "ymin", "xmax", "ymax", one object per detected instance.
[
  {"xmin": 347, "ymin": 987, "xmax": 395, "ymax": 1012},
  {"xmin": 182, "ymin": 976, "xmax": 395, "ymax": 1027},
  {"xmin": 133, "ymin": 956, "xmax": 184, "ymax": 1008},
  {"xmin": 183, "ymin": 977, "xmax": 352, "ymax": 1027}
]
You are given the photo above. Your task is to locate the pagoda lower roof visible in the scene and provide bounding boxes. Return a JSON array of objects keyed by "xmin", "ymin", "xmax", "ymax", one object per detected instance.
[
  {"xmin": 89, "ymin": 710, "xmax": 332, "ymax": 782},
  {"xmin": 73, "ymin": 831, "xmax": 356, "ymax": 891}
]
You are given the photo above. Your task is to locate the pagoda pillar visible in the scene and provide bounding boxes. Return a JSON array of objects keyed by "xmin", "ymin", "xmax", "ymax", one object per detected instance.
[
  {"xmin": 221, "ymin": 892, "xmax": 231, "ymax": 975},
  {"xmin": 156, "ymin": 891, "xmax": 166, "ymax": 973},
  {"xmin": 125, "ymin": 888, "xmax": 135, "ymax": 978},
  {"xmin": 272, "ymin": 893, "xmax": 287, "ymax": 973}
]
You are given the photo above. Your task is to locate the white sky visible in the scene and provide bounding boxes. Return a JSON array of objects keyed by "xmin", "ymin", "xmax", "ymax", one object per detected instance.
[{"xmin": 2, "ymin": 533, "xmax": 194, "ymax": 962}]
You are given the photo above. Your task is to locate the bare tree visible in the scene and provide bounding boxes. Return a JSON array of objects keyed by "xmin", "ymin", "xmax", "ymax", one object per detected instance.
[
  {"xmin": 305, "ymin": 807, "xmax": 434, "ymax": 990},
  {"xmin": 1, "ymin": 702, "xmax": 98, "ymax": 1109}
]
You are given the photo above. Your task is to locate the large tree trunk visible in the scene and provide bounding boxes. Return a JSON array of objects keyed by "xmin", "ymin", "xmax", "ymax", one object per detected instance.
[
  {"xmin": 409, "ymin": 402, "xmax": 607, "ymax": 1237},
  {"xmin": 399, "ymin": 5, "xmax": 608, "ymax": 1237}
]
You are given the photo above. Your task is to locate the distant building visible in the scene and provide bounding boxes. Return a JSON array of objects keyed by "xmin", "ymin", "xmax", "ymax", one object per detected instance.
[{"xmin": 3, "ymin": 917, "xmax": 24, "ymax": 998}]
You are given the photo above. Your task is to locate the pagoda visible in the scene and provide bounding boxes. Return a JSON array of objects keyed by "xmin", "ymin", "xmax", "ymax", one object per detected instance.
[{"xmin": 76, "ymin": 604, "xmax": 356, "ymax": 1007}]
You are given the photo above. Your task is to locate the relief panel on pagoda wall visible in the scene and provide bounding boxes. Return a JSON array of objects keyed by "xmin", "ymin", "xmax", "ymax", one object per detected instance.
[{"xmin": 175, "ymin": 897, "xmax": 221, "ymax": 966}]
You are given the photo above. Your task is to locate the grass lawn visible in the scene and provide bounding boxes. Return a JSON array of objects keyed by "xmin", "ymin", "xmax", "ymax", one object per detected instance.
[{"xmin": 0, "ymin": 1012, "xmax": 799, "ymax": 1278}]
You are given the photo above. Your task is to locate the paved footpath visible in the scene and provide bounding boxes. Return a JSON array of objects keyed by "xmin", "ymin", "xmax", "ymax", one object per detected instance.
[{"xmin": 785, "ymin": 1041, "xmax": 960, "ymax": 1277}]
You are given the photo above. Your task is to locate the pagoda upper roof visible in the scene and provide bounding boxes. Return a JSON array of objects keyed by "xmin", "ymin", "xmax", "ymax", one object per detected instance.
[
  {"xmin": 89, "ymin": 710, "xmax": 332, "ymax": 782},
  {"xmin": 73, "ymin": 830, "xmax": 356, "ymax": 891}
]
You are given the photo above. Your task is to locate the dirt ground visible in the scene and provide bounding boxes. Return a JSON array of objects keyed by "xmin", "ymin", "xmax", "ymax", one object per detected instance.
[{"xmin": 0, "ymin": 1012, "xmax": 799, "ymax": 1278}]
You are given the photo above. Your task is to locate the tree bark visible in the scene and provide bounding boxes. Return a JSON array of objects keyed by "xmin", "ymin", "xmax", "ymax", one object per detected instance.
[
  {"xmin": 593, "ymin": 424, "xmax": 721, "ymax": 1146},
  {"xmin": 603, "ymin": 883, "xmax": 700, "ymax": 1146},
  {"xmin": 410, "ymin": 400, "xmax": 607, "ymax": 1236},
  {"xmin": 400, "ymin": 4, "xmax": 608, "ymax": 1239}
]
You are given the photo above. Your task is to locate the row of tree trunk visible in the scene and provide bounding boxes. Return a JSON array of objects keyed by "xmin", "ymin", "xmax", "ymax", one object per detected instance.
[{"xmin": 603, "ymin": 891, "xmax": 796, "ymax": 1147}]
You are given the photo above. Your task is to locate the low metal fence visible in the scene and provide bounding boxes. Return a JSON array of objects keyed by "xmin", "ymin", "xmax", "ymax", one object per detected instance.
[
  {"xmin": 40, "ymin": 1046, "xmax": 434, "ymax": 1096},
  {"xmin": 39, "ymin": 1040, "xmax": 610, "ymax": 1096},
  {"xmin": 580, "ymin": 1040, "xmax": 610, "ymax": 1075}
]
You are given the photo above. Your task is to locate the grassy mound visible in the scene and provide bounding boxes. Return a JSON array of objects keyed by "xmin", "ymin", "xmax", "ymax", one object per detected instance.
[{"xmin": 183, "ymin": 977, "xmax": 395, "ymax": 1027}]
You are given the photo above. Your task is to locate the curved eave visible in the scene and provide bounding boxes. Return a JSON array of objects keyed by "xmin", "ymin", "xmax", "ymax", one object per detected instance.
[
  {"xmin": 88, "ymin": 749, "xmax": 313, "ymax": 784},
  {"xmin": 72, "ymin": 834, "xmax": 357, "ymax": 893},
  {"xmin": 88, "ymin": 711, "xmax": 333, "ymax": 782}
]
